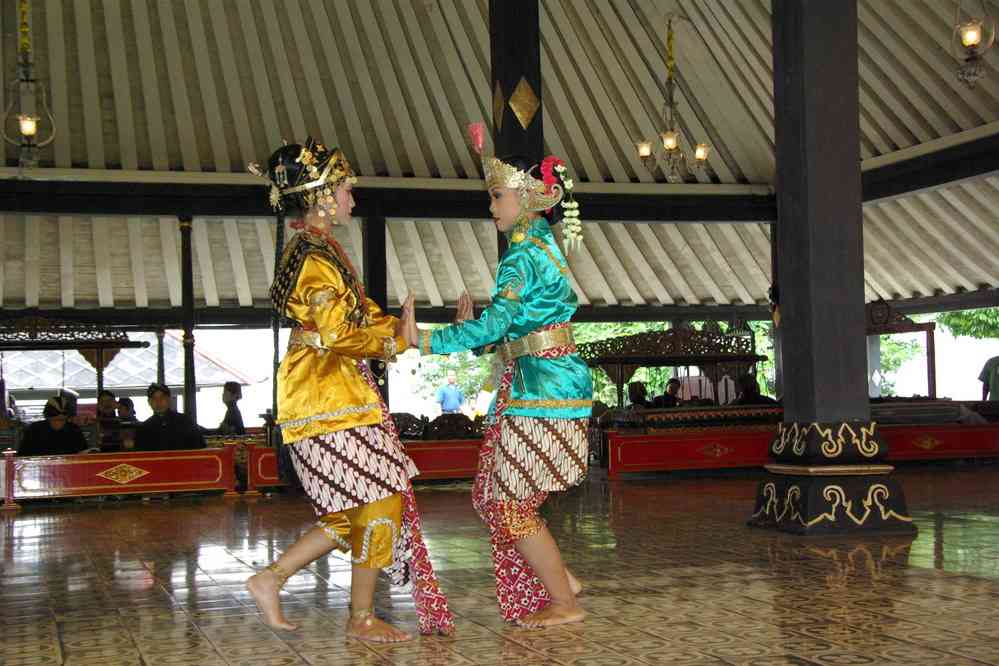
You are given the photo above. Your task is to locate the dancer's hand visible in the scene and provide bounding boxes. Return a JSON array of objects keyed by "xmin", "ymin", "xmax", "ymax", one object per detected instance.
[
  {"xmin": 455, "ymin": 291, "xmax": 474, "ymax": 323},
  {"xmin": 399, "ymin": 292, "xmax": 418, "ymax": 348}
]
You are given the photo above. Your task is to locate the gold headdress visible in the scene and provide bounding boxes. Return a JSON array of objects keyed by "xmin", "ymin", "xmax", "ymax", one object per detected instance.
[
  {"xmin": 247, "ymin": 138, "xmax": 357, "ymax": 218},
  {"xmin": 469, "ymin": 122, "xmax": 582, "ymax": 249}
]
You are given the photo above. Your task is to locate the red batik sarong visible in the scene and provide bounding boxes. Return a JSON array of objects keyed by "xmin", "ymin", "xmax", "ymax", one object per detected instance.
[{"xmin": 472, "ymin": 324, "xmax": 587, "ymax": 622}]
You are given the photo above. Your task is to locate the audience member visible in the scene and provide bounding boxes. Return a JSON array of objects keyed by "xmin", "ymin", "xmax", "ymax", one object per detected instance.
[
  {"xmin": 731, "ymin": 374, "xmax": 779, "ymax": 406},
  {"xmin": 980, "ymin": 356, "xmax": 999, "ymax": 401},
  {"xmin": 652, "ymin": 378, "xmax": 682, "ymax": 408},
  {"xmin": 628, "ymin": 382, "xmax": 651, "ymax": 409},
  {"xmin": 218, "ymin": 381, "xmax": 246, "ymax": 435},
  {"xmin": 135, "ymin": 384, "xmax": 206, "ymax": 451},
  {"xmin": 436, "ymin": 371, "xmax": 464, "ymax": 414},
  {"xmin": 19, "ymin": 396, "xmax": 89, "ymax": 456},
  {"xmin": 117, "ymin": 397, "xmax": 138, "ymax": 422}
]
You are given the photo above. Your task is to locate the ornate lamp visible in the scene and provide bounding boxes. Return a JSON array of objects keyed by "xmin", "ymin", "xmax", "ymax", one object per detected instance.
[
  {"xmin": 953, "ymin": 1, "xmax": 996, "ymax": 88},
  {"xmin": 2, "ymin": 0, "xmax": 56, "ymax": 167},
  {"xmin": 636, "ymin": 15, "xmax": 709, "ymax": 183}
]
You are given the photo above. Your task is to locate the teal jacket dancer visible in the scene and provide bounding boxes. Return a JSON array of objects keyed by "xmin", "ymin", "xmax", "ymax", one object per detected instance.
[
  {"xmin": 423, "ymin": 217, "xmax": 592, "ymax": 420},
  {"xmin": 414, "ymin": 132, "xmax": 592, "ymax": 627}
]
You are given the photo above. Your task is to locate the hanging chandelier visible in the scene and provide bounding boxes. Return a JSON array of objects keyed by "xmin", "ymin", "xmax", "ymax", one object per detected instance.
[
  {"xmin": 2, "ymin": 0, "xmax": 56, "ymax": 167},
  {"xmin": 636, "ymin": 15, "xmax": 709, "ymax": 183},
  {"xmin": 953, "ymin": 0, "xmax": 996, "ymax": 88}
]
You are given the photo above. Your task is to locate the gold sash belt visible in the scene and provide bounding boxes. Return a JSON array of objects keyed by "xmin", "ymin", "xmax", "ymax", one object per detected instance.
[{"xmin": 496, "ymin": 326, "xmax": 575, "ymax": 364}]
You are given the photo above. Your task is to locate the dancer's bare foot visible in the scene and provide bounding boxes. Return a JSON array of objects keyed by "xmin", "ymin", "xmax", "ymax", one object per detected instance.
[
  {"xmin": 246, "ymin": 571, "xmax": 297, "ymax": 631},
  {"xmin": 347, "ymin": 612, "xmax": 412, "ymax": 643},
  {"xmin": 516, "ymin": 601, "xmax": 586, "ymax": 628},
  {"xmin": 566, "ymin": 568, "xmax": 583, "ymax": 596}
]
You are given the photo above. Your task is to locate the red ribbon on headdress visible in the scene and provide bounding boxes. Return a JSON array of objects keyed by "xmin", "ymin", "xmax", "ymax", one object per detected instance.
[
  {"xmin": 540, "ymin": 156, "xmax": 564, "ymax": 195},
  {"xmin": 467, "ymin": 122, "xmax": 486, "ymax": 156}
]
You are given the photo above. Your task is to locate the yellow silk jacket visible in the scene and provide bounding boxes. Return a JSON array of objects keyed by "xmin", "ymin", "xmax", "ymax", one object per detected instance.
[{"xmin": 272, "ymin": 231, "xmax": 407, "ymax": 444}]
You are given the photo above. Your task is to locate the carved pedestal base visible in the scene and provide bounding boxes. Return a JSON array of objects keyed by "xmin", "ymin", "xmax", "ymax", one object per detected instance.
[{"xmin": 749, "ymin": 467, "xmax": 916, "ymax": 536}]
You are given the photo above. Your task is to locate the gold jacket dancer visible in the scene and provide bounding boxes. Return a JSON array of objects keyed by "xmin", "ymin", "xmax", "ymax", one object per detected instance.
[{"xmin": 245, "ymin": 139, "xmax": 453, "ymax": 642}]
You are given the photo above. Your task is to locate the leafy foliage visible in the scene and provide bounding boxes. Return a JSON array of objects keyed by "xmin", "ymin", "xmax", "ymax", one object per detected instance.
[
  {"xmin": 877, "ymin": 335, "xmax": 921, "ymax": 396},
  {"xmin": 935, "ymin": 308, "xmax": 999, "ymax": 340}
]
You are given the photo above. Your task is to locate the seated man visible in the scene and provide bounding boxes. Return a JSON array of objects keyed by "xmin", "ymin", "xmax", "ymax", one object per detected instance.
[
  {"xmin": 97, "ymin": 389, "xmax": 124, "ymax": 451},
  {"xmin": 731, "ymin": 373, "xmax": 779, "ymax": 406},
  {"xmin": 627, "ymin": 381, "xmax": 651, "ymax": 410},
  {"xmin": 652, "ymin": 378, "xmax": 682, "ymax": 408},
  {"xmin": 117, "ymin": 397, "xmax": 138, "ymax": 423},
  {"xmin": 217, "ymin": 381, "xmax": 246, "ymax": 436},
  {"xmin": 135, "ymin": 384, "xmax": 206, "ymax": 451},
  {"xmin": 19, "ymin": 396, "xmax": 89, "ymax": 456}
]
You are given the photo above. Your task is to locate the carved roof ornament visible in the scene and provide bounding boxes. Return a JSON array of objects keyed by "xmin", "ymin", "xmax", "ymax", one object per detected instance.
[
  {"xmin": 865, "ymin": 299, "xmax": 935, "ymax": 335},
  {"xmin": 0, "ymin": 316, "xmax": 148, "ymax": 352},
  {"xmin": 576, "ymin": 327, "xmax": 764, "ymax": 366}
]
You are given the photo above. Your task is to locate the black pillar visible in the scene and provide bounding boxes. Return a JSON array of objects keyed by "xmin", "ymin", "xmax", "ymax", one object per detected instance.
[
  {"xmin": 155, "ymin": 329, "xmax": 166, "ymax": 386},
  {"xmin": 363, "ymin": 213, "xmax": 390, "ymax": 401},
  {"xmin": 748, "ymin": 0, "xmax": 913, "ymax": 536},
  {"xmin": 490, "ymin": 0, "xmax": 543, "ymax": 260},
  {"xmin": 179, "ymin": 215, "xmax": 197, "ymax": 423}
]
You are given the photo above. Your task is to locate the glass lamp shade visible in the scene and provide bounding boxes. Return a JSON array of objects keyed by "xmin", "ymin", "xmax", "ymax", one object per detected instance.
[
  {"xmin": 959, "ymin": 19, "xmax": 984, "ymax": 48},
  {"xmin": 694, "ymin": 143, "xmax": 710, "ymax": 162},
  {"xmin": 637, "ymin": 141, "xmax": 653, "ymax": 159},
  {"xmin": 661, "ymin": 130, "xmax": 680, "ymax": 151},
  {"xmin": 18, "ymin": 114, "xmax": 38, "ymax": 138}
]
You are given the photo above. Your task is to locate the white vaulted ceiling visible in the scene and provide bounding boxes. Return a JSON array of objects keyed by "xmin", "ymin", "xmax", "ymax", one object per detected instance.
[{"xmin": 0, "ymin": 0, "xmax": 997, "ymax": 311}]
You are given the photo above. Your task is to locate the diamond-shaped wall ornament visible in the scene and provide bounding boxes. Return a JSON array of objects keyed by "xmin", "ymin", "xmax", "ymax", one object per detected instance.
[
  {"xmin": 97, "ymin": 463, "xmax": 150, "ymax": 485},
  {"xmin": 493, "ymin": 81, "xmax": 505, "ymax": 133},
  {"xmin": 508, "ymin": 77, "xmax": 540, "ymax": 130}
]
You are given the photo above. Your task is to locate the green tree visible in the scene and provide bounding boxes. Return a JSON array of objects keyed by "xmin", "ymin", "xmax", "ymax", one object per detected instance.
[
  {"xmin": 935, "ymin": 308, "xmax": 999, "ymax": 340},
  {"xmin": 876, "ymin": 335, "xmax": 922, "ymax": 396}
]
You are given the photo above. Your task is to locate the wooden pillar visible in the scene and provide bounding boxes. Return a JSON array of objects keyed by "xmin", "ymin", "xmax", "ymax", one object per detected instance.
[
  {"xmin": 156, "ymin": 329, "xmax": 166, "ymax": 385},
  {"xmin": 867, "ymin": 335, "xmax": 881, "ymax": 398},
  {"xmin": 748, "ymin": 0, "xmax": 914, "ymax": 536},
  {"xmin": 363, "ymin": 212, "xmax": 389, "ymax": 401},
  {"xmin": 179, "ymin": 215, "xmax": 197, "ymax": 423},
  {"xmin": 926, "ymin": 328, "xmax": 937, "ymax": 399},
  {"xmin": 96, "ymin": 348, "xmax": 105, "ymax": 396},
  {"xmin": 772, "ymin": 0, "xmax": 868, "ymax": 424},
  {"xmin": 490, "ymin": 0, "xmax": 543, "ymax": 260}
]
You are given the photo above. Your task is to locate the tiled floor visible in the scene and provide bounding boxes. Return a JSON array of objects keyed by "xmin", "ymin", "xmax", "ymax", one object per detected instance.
[{"xmin": 2, "ymin": 463, "xmax": 999, "ymax": 665}]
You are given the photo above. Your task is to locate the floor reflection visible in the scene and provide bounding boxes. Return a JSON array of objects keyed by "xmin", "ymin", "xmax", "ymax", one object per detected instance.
[{"xmin": 2, "ymin": 464, "xmax": 998, "ymax": 665}]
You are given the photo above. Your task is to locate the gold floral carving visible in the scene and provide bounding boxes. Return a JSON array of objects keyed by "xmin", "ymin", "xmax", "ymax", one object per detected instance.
[
  {"xmin": 913, "ymin": 435, "xmax": 941, "ymax": 451},
  {"xmin": 509, "ymin": 77, "xmax": 540, "ymax": 130},
  {"xmin": 771, "ymin": 422, "xmax": 879, "ymax": 458},
  {"xmin": 698, "ymin": 443, "xmax": 732, "ymax": 459},
  {"xmin": 805, "ymin": 484, "xmax": 913, "ymax": 528},
  {"xmin": 97, "ymin": 464, "xmax": 150, "ymax": 485}
]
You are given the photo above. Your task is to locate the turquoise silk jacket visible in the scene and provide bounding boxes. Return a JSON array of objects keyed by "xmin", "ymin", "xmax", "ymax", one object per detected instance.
[{"xmin": 421, "ymin": 219, "xmax": 593, "ymax": 419}]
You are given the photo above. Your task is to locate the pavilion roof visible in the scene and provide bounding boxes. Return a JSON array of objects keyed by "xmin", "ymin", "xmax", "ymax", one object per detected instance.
[{"xmin": 0, "ymin": 0, "xmax": 996, "ymax": 312}]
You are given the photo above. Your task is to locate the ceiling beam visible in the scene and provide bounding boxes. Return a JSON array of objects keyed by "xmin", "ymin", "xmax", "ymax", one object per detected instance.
[
  {"xmin": 127, "ymin": 218, "xmax": 148, "ymax": 307},
  {"xmin": 58, "ymin": 217, "xmax": 74, "ymax": 307},
  {"xmin": 4, "ymin": 289, "xmax": 992, "ymax": 329},
  {"xmin": 429, "ymin": 221, "xmax": 467, "ymax": 301},
  {"xmin": 606, "ymin": 224, "xmax": 673, "ymax": 305},
  {"xmin": 404, "ymin": 222, "xmax": 444, "ymax": 307},
  {"xmin": 159, "ymin": 218, "xmax": 182, "ymax": 307},
  {"xmin": 192, "ymin": 220, "xmax": 220, "ymax": 307},
  {"xmin": 384, "ymin": 225, "xmax": 409, "ymax": 308},
  {"xmin": 254, "ymin": 220, "xmax": 275, "ymax": 284},
  {"xmin": 0, "ymin": 178, "xmax": 776, "ymax": 222},
  {"xmin": 223, "ymin": 219, "xmax": 253, "ymax": 307},
  {"xmin": 92, "ymin": 218, "xmax": 114, "ymax": 308},
  {"xmin": 0, "ymin": 215, "xmax": 6, "ymax": 306},
  {"xmin": 24, "ymin": 217, "xmax": 40, "ymax": 308},
  {"xmin": 862, "ymin": 131, "xmax": 999, "ymax": 204},
  {"xmin": 456, "ymin": 221, "xmax": 495, "ymax": 302}
]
